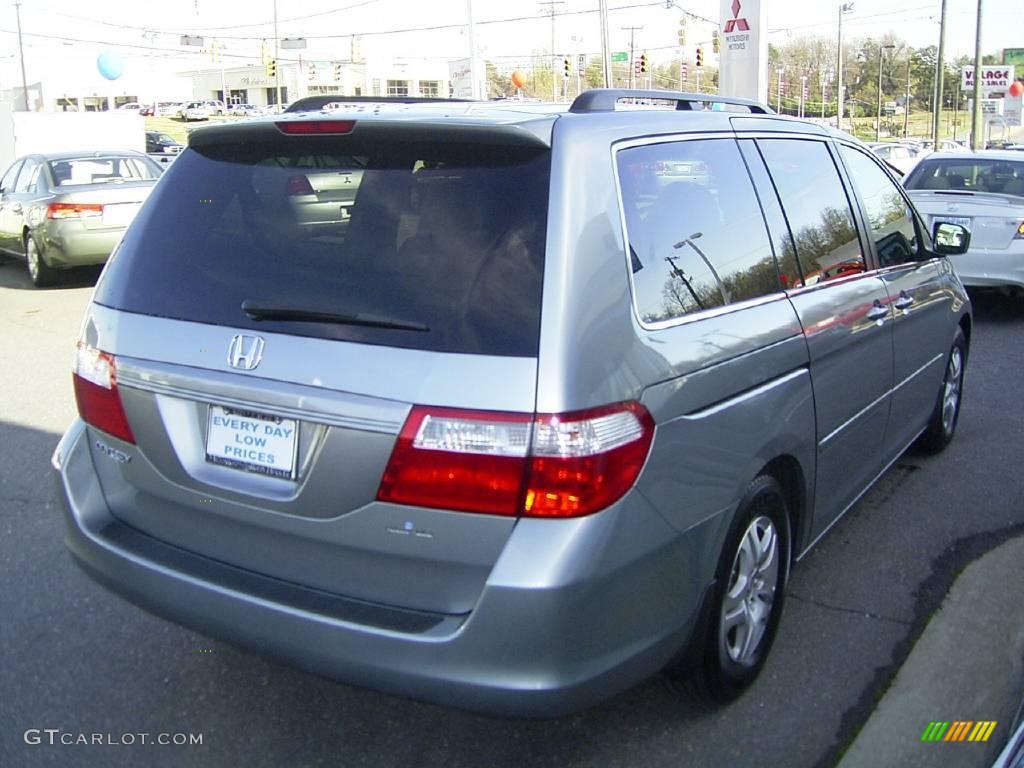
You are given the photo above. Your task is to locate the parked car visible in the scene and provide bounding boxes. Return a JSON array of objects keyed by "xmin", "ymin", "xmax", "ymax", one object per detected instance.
[
  {"xmin": 139, "ymin": 104, "xmax": 155, "ymax": 117},
  {"xmin": 0, "ymin": 151, "xmax": 161, "ymax": 286},
  {"xmin": 868, "ymin": 141, "xmax": 927, "ymax": 174},
  {"xmin": 177, "ymin": 101, "xmax": 210, "ymax": 121},
  {"xmin": 203, "ymin": 99, "xmax": 226, "ymax": 116},
  {"xmin": 904, "ymin": 151, "xmax": 1024, "ymax": 295},
  {"xmin": 52, "ymin": 90, "xmax": 972, "ymax": 716},
  {"xmin": 145, "ymin": 131, "xmax": 184, "ymax": 156},
  {"xmin": 156, "ymin": 101, "xmax": 183, "ymax": 117},
  {"xmin": 117, "ymin": 102, "xmax": 142, "ymax": 112},
  {"xmin": 231, "ymin": 103, "xmax": 264, "ymax": 117}
]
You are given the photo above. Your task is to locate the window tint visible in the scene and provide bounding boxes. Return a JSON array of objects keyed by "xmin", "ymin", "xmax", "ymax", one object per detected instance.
[
  {"xmin": 1, "ymin": 160, "xmax": 22, "ymax": 192},
  {"xmin": 840, "ymin": 145, "xmax": 922, "ymax": 267},
  {"xmin": 617, "ymin": 138, "xmax": 780, "ymax": 324},
  {"xmin": 94, "ymin": 138, "xmax": 550, "ymax": 357},
  {"xmin": 757, "ymin": 139, "xmax": 863, "ymax": 287}
]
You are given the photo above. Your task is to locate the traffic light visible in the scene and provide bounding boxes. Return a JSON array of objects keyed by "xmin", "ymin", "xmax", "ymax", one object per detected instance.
[
  {"xmin": 308, "ymin": 62, "xmax": 317, "ymax": 81},
  {"xmin": 712, "ymin": 30, "xmax": 720, "ymax": 54},
  {"xmin": 266, "ymin": 59, "xmax": 277, "ymax": 78},
  {"xmin": 563, "ymin": 57, "xmax": 571, "ymax": 78},
  {"xmin": 677, "ymin": 18, "xmax": 688, "ymax": 45},
  {"xmin": 334, "ymin": 63, "xmax": 342, "ymax": 81},
  {"xmin": 695, "ymin": 48, "xmax": 703, "ymax": 68},
  {"xmin": 639, "ymin": 53, "xmax": 648, "ymax": 74}
]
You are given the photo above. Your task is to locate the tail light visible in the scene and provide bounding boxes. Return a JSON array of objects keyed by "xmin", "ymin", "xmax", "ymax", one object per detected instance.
[
  {"xmin": 48, "ymin": 203, "xmax": 104, "ymax": 220},
  {"xmin": 73, "ymin": 343, "xmax": 135, "ymax": 444},
  {"xmin": 286, "ymin": 175, "xmax": 315, "ymax": 196},
  {"xmin": 377, "ymin": 402, "xmax": 654, "ymax": 518}
]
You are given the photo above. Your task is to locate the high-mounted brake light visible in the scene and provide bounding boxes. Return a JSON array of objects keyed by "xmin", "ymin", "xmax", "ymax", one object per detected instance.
[
  {"xmin": 377, "ymin": 402, "xmax": 654, "ymax": 518},
  {"xmin": 275, "ymin": 120, "xmax": 356, "ymax": 135},
  {"xmin": 72, "ymin": 343, "xmax": 135, "ymax": 444},
  {"xmin": 48, "ymin": 203, "xmax": 104, "ymax": 219}
]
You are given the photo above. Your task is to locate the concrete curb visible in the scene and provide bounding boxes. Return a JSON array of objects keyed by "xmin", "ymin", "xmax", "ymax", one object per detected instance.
[{"xmin": 837, "ymin": 535, "xmax": 1024, "ymax": 768}]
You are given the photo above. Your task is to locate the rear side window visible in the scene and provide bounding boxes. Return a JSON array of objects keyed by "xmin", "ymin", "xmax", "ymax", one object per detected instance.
[
  {"xmin": 94, "ymin": 137, "xmax": 550, "ymax": 357},
  {"xmin": 617, "ymin": 138, "xmax": 780, "ymax": 324},
  {"xmin": 757, "ymin": 139, "xmax": 862, "ymax": 287}
]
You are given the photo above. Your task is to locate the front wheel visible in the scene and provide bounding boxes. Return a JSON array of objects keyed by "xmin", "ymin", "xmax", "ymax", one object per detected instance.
[
  {"xmin": 684, "ymin": 474, "xmax": 790, "ymax": 702},
  {"xmin": 918, "ymin": 327, "xmax": 967, "ymax": 454}
]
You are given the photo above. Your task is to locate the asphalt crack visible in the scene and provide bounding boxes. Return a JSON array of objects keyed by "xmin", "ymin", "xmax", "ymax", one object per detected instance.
[{"xmin": 788, "ymin": 592, "xmax": 912, "ymax": 626}]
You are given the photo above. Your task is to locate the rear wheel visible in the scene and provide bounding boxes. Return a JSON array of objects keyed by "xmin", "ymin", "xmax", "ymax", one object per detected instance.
[
  {"xmin": 684, "ymin": 475, "xmax": 790, "ymax": 702},
  {"xmin": 919, "ymin": 327, "xmax": 966, "ymax": 454},
  {"xmin": 25, "ymin": 233, "xmax": 56, "ymax": 287}
]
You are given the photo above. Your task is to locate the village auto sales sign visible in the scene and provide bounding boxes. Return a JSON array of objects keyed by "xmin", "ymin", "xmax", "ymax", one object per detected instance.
[{"xmin": 961, "ymin": 65, "xmax": 1015, "ymax": 90}]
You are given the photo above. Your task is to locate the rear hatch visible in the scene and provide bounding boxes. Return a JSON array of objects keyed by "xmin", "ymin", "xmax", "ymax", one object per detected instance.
[{"xmin": 80, "ymin": 115, "xmax": 554, "ymax": 615}]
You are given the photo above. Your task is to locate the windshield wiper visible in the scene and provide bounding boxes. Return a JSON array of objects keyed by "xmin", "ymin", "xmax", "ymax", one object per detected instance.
[{"xmin": 241, "ymin": 300, "xmax": 429, "ymax": 332}]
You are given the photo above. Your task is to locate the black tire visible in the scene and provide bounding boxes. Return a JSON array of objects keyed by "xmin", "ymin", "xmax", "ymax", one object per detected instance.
[
  {"xmin": 684, "ymin": 474, "xmax": 791, "ymax": 703},
  {"xmin": 25, "ymin": 232, "xmax": 56, "ymax": 287},
  {"xmin": 918, "ymin": 327, "xmax": 967, "ymax": 454}
]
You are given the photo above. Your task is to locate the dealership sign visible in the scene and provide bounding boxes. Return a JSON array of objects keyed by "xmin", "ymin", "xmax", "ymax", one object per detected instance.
[{"xmin": 961, "ymin": 66, "xmax": 1015, "ymax": 90}]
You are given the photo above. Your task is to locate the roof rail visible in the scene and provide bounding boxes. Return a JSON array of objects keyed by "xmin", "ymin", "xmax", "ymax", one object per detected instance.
[
  {"xmin": 568, "ymin": 89, "xmax": 773, "ymax": 115},
  {"xmin": 285, "ymin": 95, "xmax": 472, "ymax": 114}
]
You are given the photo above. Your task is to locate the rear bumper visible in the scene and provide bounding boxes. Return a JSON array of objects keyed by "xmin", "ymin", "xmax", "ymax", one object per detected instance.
[
  {"xmin": 39, "ymin": 227, "xmax": 122, "ymax": 268},
  {"xmin": 952, "ymin": 249, "xmax": 1024, "ymax": 289},
  {"xmin": 53, "ymin": 419, "xmax": 709, "ymax": 717}
]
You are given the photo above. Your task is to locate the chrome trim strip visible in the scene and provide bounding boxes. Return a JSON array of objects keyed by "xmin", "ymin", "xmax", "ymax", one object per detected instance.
[
  {"xmin": 893, "ymin": 353, "xmax": 945, "ymax": 395},
  {"xmin": 116, "ymin": 360, "xmax": 406, "ymax": 434}
]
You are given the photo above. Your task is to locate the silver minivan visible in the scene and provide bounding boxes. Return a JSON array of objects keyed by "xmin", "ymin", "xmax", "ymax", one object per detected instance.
[{"xmin": 53, "ymin": 90, "xmax": 972, "ymax": 716}]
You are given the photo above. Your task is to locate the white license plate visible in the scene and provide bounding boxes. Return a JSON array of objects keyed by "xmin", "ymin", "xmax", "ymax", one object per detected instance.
[
  {"xmin": 205, "ymin": 406, "xmax": 298, "ymax": 479},
  {"xmin": 934, "ymin": 215, "xmax": 972, "ymax": 229},
  {"xmin": 102, "ymin": 203, "xmax": 142, "ymax": 227}
]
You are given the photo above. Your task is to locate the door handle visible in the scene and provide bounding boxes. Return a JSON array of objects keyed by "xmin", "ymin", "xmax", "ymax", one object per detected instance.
[
  {"xmin": 894, "ymin": 295, "xmax": 914, "ymax": 311},
  {"xmin": 866, "ymin": 303, "xmax": 889, "ymax": 322}
]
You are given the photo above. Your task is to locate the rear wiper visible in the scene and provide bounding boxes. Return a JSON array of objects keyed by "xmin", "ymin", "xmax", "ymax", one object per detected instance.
[{"xmin": 241, "ymin": 300, "xmax": 429, "ymax": 332}]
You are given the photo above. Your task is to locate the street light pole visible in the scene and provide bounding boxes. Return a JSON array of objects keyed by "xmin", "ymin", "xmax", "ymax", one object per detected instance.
[
  {"xmin": 776, "ymin": 68, "xmax": 783, "ymax": 114},
  {"xmin": 540, "ymin": 1, "xmax": 564, "ymax": 102},
  {"xmin": 970, "ymin": 0, "xmax": 983, "ymax": 149},
  {"xmin": 904, "ymin": 55, "xmax": 912, "ymax": 138},
  {"xmin": 14, "ymin": 0, "xmax": 30, "ymax": 111},
  {"xmin": 836, "ymin": 3, "xmax": 854, "ymax": 130},
  {"xmin": 273, "ymin": 0, "xmax": 282, "ymax": 107},
  {"xmin": 598, "ymin": 0, "xmax": 612, "ymax": 87},
  {"xmin": 876, "ymin": 44, "xmax": 894, "ymax": 142},
  {"xmin": 932, "ymin": 0, "xmax": 948, "ymax": 148}
]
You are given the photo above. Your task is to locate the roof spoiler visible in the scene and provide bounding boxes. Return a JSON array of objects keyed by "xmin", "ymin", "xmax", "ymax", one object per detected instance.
[
  {"xmin": 285, "ymin": 95, "xmax": 473, "ymax": 113},
  {"xmin": 569, "ymin": 89, "xmax": 774, "ymax": 115}
]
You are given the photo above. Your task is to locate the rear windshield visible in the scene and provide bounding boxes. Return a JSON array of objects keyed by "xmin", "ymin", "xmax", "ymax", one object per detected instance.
[
  {"xmin": 94, "ymin": 135, "xmax": 551, "ymax": 357},
  {"xmin": 904, "ymin": 158, "xmax": 1024, "ymax": 195},
  {"xmin": 50, "ymin": 156, "xmax": 160, "ymax": 186}
]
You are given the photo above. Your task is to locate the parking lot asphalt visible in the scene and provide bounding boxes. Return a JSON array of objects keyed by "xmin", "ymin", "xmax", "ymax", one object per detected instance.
[{"xmin": 1, "ymin": 257, "xmax": 1023, "ymax": 768}]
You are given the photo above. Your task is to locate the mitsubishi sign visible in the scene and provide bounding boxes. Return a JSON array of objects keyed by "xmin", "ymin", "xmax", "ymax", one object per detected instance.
[
  {"xmin": 961, "ymin": 66, "xmax": 1015, "ymax": 90},
  {"xmin": 718, "ymin": 0, "xmax": 768, "ymax": 104}
]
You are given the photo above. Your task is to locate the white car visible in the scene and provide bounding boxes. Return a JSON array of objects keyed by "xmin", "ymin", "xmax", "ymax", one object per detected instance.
[
  {"xmin": 117, "ymin": 103, "xmax": 142, "ymax": 112},
  {"xmin": 230, "ymin": 103, "xmax": 264, "ymax": 117},
  {"xmin": 178, "ymin": 101, "xmax": 210, "ymax": 121},
  {"xmin": 868, "ymin": 141, "xmax": 927, "ymax": 175},
  {"xmin": 904, "ymin": 151, "xmax": 1024, "ymax": 294}
]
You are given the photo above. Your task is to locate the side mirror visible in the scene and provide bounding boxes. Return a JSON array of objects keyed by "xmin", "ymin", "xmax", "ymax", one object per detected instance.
[{"xmin": 933, "ymin": 222, "xmax": 971, "ymax": 256}]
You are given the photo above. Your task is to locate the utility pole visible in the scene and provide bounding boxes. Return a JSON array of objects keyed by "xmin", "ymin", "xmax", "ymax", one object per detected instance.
[
  {"xmin": 14, "ymin": 0, "xmax": 30, "ymax": 111},
  {"xmin": 623, "ymin": 25, "xmax": 642, "ymax": 90},
  {"xmin": 273, "ymin": 0, "xmax": 282, "ymax": 107},
  {"xmin": 799, "ymin": 75, "xmax": 806, "ymax": 118},
  {"xmin": 777, "ymin": 68, "xmax": 783, "ymax": 114},
  {"xmin": 466, "ymin": 0, "xmax": 481, "ymax": 100},
  {"xmin": 876, "ymin": 44, "xmax": 894, "ymax": 142},
  {"xmin": 836, "ymin": 3, "xmax": 854, "ymax": 130},
  {"xmin": 540, "ymin": 1, "xmax": 564, "ymax": 102},
  {"xmin": 932, "ymin": 0, "xmax": 948, "ymax": 148},
  {"xmin": 904, "ymin": 55, "xmax": 912, "ymax": 138},
  {"xmin": 598, "ymin": 0, "xmax": 612, "ymax": 88},
  {"xmin": 970, "ymin": 0, "xmax": 983, "ymax": 149},
  {"xmin": 821, "ymin": 75, "xmax": 827, "ymax": 119}
]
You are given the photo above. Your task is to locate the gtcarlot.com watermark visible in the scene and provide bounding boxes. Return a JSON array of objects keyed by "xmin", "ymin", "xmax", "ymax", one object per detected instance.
[{"xmin": 24, "ymin": 729, "xmax": 203, "ymax": 747}]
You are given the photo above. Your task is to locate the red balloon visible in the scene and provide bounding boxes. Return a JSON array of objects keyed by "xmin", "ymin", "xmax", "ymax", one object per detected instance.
[
  {"xmin": 511, "ymin": 70, "xmax": 526, "ymax": 89},
  {"xmin": 1009, "ymin": 80, "xmax": 1024, "ymax": 98}
]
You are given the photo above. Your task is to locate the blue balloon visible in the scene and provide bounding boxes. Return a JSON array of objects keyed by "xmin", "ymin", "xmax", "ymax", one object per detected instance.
[{"xmin": 97, "ymin": 51, "xmax": 124, "ymax": 81}]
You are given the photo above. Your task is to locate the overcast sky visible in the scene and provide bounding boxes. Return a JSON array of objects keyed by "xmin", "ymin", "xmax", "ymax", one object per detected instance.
[{"xmin": 1, "ymin": 0, "xmax": 1020, "ymax": 87}]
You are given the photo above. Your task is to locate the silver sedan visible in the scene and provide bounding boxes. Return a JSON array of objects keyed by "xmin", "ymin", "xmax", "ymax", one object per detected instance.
[{"xmin": 0, "ymin": 151, "xmax": 161, "ymax": 286}]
